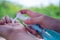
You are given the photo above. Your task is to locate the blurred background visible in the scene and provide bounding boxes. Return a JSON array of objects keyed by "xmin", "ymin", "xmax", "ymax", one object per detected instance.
[
  {"xmin": 0, "ymin": 0, "xmax": 60, "ymax": 40},
  {"xmin": 0, "ymin": 0, "xmax": 60, "ymax": 19}
]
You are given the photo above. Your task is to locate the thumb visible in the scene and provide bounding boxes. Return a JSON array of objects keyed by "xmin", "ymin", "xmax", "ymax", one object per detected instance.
[{"xmin": 24, "ymin": 16, "xmax": 44, "ymax": 24}]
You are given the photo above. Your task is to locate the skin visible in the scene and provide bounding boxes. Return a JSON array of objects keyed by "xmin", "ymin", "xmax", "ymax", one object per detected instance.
[
  {"xmin": 0, "ymin": 16, "xmax": 39, "ymax": 40},
  {"xmin": 20, "ymin": 10, "xmax": 60, "ymax": 33},
  {"xmin": 0, "ymin": 9, "xmax": 60, "ymax": 40}
]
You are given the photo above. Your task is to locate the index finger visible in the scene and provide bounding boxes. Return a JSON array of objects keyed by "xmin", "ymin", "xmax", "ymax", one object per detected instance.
[{"xmin": 20, "ymin": 9, "xmax": 42, "ymax": 17}]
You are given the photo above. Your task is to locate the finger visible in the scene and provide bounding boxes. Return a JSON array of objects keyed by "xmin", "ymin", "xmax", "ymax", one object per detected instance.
[
  {"xmin": 24, "ymin": 16, "xmax": 44, "ymax": 24},
  {"xmin": 0, "ymin": 20, "xmax": 5, "ymax": 25},
  {"xmin": 20, "ymin": 10, "xmax": 29, "ymax": 14},
  {"xmin": 0, "ymin": 16, "xmax": 6, "ymax": 25},
  {"xmin": 20, "ymin": 9, "xmax": 42, "ymax": 17},
  {"xmin": 5, "ymin": 16, "xmax": 12, "ymax": 23},
  {"xmin": 2, "ymin": 16, "xmax": 6, "ymax": 23},
  {"xmin": 26, "ymin": 27, "xmax": 43, "ymax": 38},
  {"xmin": 10, "ymin": 18, "xmax": 20, "ymax": 23},
  {"xmin": 14, "ymin": 20, "xmax": 20, "ymax": 23},
  {"xmin": 26, "ymin": 27, "xmax": 37, "ymax": 35}
]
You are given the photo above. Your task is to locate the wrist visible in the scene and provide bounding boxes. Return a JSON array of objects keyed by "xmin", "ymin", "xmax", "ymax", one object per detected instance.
[
  {"xmin": 42, "ymin": 16, "xmax": 60, "ymax": 32},
  {"xmin": 41, "ymin": 16, "xmax": 55, "ymax": 29}
]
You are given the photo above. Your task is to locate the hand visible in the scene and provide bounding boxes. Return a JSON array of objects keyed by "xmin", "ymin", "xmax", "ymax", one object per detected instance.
[
  {"xmin": 0, "ymin": 16, "xmax": 38, "ymax": 40},
  {"xmin": 20, "ymin": 9, "xmax": 60, "ymax": 36},
  {"xmin": 0, "ymin": 16, "xmax": 25, "ymax": 39}
]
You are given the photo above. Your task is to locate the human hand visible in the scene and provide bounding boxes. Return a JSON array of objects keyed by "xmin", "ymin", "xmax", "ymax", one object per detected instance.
[
  {"xmin": 0, "ymin": 16, "xmax": 38, "ymax": 40},
  {"xmin": 20, "ymin": 9, "xmax": 60, "ymax": 37},
  {"xmin": 0, "ymin": 16, "xmax": 26, "ymax": 39}
]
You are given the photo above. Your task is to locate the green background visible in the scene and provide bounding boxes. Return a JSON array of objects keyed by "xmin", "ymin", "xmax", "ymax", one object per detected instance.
[{"xmin": 0, "ymin": 0, "xmax": 60, "ymax": 19}]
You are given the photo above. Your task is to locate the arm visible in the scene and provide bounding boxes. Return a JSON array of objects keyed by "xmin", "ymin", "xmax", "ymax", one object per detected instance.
[
  {"xmin": 20, "ymin": 10, "xmax": 60, "ymax": 33},
  {"xmin": 42, "ymin": 16, "xmax": 60, "ymax": 33}
]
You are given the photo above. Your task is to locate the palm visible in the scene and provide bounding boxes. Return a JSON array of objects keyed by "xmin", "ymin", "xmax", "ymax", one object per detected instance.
[{"xmin": 0, "ymin": 23, "xmax": 27, "ymax": 40}]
